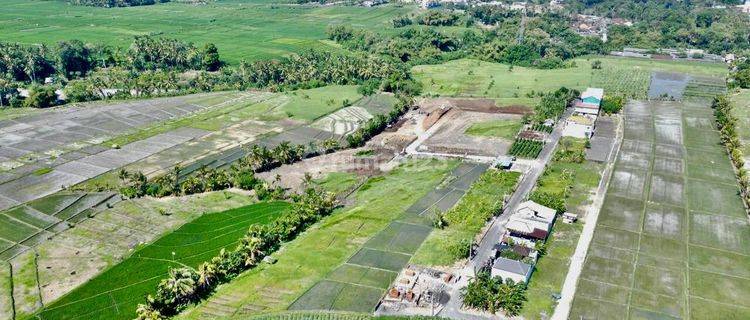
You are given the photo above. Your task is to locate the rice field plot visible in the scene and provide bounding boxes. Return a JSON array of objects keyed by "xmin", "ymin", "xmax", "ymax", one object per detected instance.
[
  {"xmin": 178, "ymin": 160, "xmax": 456, "ymax": 319},
  {"xmin": 0, "ymin": 1, "xmax": 409, "ymax": 64},
  {"xmin": 36, "ymin": 201, "xmax": 289, "ymax": 320},
  {"xmin": 0, "ymin": 192, "xmax": 117, "ymax": 261},
  {"xmin": 683, "ymin": 76, "xmax": 727, "ymax": 100},
  {"xmin": 572, "ymin": 99, "xmax": 750, "ymax": 319},
  {"xmin": 289, "ymin": 162, "xmax": 486, "ymax": 314},
  {"xmin": 413, "ymin": 57, "xmax": 725, "ymax": 107}
]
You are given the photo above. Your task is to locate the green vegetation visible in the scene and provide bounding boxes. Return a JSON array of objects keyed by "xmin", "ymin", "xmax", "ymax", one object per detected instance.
[
  {"xmin": 37, "ymin": 201, "xmax": 291, "ymax": 320},
  {"xmin": 0, "ymin": 0, "xmax": 408, "ymax": 64},
  {"xmin": 135, "ymin": 189, "xmax": 335, "ymax": 319},
  {"xmin": 179, "ymin": 159, "xmax": 455, "ymax": 318},
  {"xmin": 32, "ymin": 167, "xmax": 53, "ymax": 176},
  {"xmin": 462, "ymin": 271, "xmax": 526, "ymax": 316},
  {"xmin": 282, "ymin": 86, "xmax": 362, "ymax": 121},
  {"xmin": 354, "ymin": 149, "xmax": 375, "ymax": 157},
  {"xmin": 508, "ymin": 139, "xmax": 545, "ymax": 159},
  {"xmin": 413, "ymin": 57, "xmax": 727, "ymax": 106},
  {"xmin": 412, "ymin": 169, "xmax": 520, "ymax": 266},
  {"xmin": 313, "ymin": 172, "xmax": 361, "ymax": 196},
  {"xmin": 464, "ymin": 119, "xmax": 522, "ymax": 140}
]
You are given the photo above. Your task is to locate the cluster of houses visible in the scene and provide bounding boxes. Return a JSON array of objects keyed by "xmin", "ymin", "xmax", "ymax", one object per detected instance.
[
  {"xmin": 562, "ymin": 87, "xmax": 603, "ymax": 139},
  {"xmin": 490, "ymin": 200, "xmax": 574, "ymax": 283}
]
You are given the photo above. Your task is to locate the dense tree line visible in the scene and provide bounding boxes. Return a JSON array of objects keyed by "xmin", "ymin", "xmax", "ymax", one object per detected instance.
[
  {"xmin": 0, "ymin": 36, "xmax": 218, "ymax": 84},
  {"xmin": 566, "ymin": 0, "xmax": 750, "ymax": 53},
  {"xmin": 731, "ymin": 58, "xmax": 750, "ymax": 88},
  {"xmin": 117, "ymin": 94, "xmax": 413, "ymax": 197},
  {"xmin": 462, "ymin": 272, "xmax": 527, "ymax": 316},
  {"xmin": 532, "ymin": 87, "xmax": 579, "ymax": 121},
  {"xmin": 392, "ymin": 10, "xmax": 469, "ymax": 28},
  {"xmin": 1, "ymin": 36, "xmax": 418, "ymax": 108},
  {"xmin": 712, "ymin": 95, "xmax": 750, "ymax": 209},
  {"xmin": 135, "ymin": 187, "xmax": 336, "ymax": 319},
  {"xmin": 69, "ymin": 0, "xmax": 169, "ymax": 7},
  {"xmin": 328, "ymin": 11, "xmax": 607, "ymax": 68}
]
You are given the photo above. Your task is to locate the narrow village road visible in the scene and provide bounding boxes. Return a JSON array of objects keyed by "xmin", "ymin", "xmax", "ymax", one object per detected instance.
[{"xmin": 437, "ymin": 109, "xmax": 572, "ymax": 320}]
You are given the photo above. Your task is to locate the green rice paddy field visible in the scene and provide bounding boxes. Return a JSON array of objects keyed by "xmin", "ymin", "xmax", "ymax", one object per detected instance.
[
  {"xmin": 570, "ymin": 100, "xmax": 750, "ymax": 319},
  {"xmin": 0, "ymin": 0, "xmax": 411, "ymax": 64},
  {"xmin": 178, "ymin": 159, "xmax": 457, "ymax": 319},
  {"xmin": 35, "ymin": 201, "xmax": 290, "ymax": 320},
  {"xmin": 413, "ymin": 57, "xmax": 728, "ymax": 107}
]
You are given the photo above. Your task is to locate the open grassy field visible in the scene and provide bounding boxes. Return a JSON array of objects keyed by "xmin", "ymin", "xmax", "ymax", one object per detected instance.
[
  {"xmin": 411, "ymin": 169, "xmax": 520, "ymax": 267},
  {"xmin": 0, "ymin": 0, "xmax": 412, "ymax": 64},
  {"xmin": 413, "ymin": 57, "xmax": 728, "ymax": 107},
  {"xmin": 35, "ymin": 201, "xmax": 290, "ymax": 320},
  {"xmin": 177, "ymin": 160, "xmax": 456, "ymax": 319},
  {"xmin": 570, "ymin": 100, "xmax": 750, "ymax": 319},
  {"xmin": 464, "ymin": 119, "xmax": 523, "ymax": 140}
]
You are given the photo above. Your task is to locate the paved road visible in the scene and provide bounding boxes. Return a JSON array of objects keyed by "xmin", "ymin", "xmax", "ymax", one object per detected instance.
[
  {"xmin": 437, "ymin": 110, "xmax": 571, "ymax": 320},
  {"xmin": 551, "ymin": 115, "xmax": 623, "ymax": 320}
]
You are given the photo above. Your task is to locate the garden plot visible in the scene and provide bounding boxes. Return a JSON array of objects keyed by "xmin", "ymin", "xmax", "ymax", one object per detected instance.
[{"xmin": 572, "ymin": 98, "xmax": 750, "ymax": 319}]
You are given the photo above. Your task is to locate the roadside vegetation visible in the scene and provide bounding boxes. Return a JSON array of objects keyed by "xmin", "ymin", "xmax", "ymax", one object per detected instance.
[
  {"xmin": 462, "ymin": 272, "xmax": 526, "ymax": 316},
  {"xmin": 412, "ymin": 169, "xmax": 520, "ymax": 266}
]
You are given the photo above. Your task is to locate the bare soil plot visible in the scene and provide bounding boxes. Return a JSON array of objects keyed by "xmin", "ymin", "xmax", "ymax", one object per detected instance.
[
  {"xmin": 643, "ymin": 203, "xmax": 686, "ymax": 241},
  {"xmin": 419, "ymin": 109, "xmax": 521, "ymax": 157},
  {"xmin": 608, "ymin": 168, "xmax": 648, "ymax": 200}
]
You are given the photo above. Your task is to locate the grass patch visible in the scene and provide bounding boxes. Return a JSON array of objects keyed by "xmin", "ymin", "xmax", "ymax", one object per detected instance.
[
  {"xmin": 281, "ymin": 86, "xmax": 362, "ymax": 121},
  {"xmin": 354, "ymin": 149, "xmax": 375, "ymax": 157},
  {"xmin": 178, "ymin": 159, "xmax": 456, "ymax": 318},
  {"xmin": 37, "ymin": 202, "xmax": 290, "ymax": 320},
  {"xmin": 32, "ymin": 167, "xmax": 53, "ymax": 176},
  {"xmin": 313, "ymin": 172, "xmax": 361, "ymax": 196},
  {"xmin": 411, "ymin": 169, "xmax": 520, "ymax": 266},
  {"xmin": 464, "ymin": 119, "xmax": 522, "ymax": 140}
]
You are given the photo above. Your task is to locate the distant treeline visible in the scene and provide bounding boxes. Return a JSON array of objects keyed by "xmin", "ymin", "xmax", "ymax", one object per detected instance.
[
  {"xmin": 68, "ymin": 0, "xmax": 169, "ymax": 7},
  {"xmin": 328, "ymin": 11, "xmax": 608, "ymax": 68}
]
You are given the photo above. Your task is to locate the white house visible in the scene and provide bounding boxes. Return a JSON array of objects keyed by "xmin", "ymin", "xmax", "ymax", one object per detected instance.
[
  {"xmin": 491, "ymin": 257, "xmax": 533, "ymax": 283},
  {"xmin": 563, "ymin": 114, "xmax": 596, "ymax": 138}
]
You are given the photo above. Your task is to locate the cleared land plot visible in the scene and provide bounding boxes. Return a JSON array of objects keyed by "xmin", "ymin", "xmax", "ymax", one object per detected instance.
[
  {"xmin": 573, "ymin": 99, "xmax": 750, "ymax": 319},
  {"xmin": 36, "ymin": 202, "xmax": 289, "ymax": 320}
]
